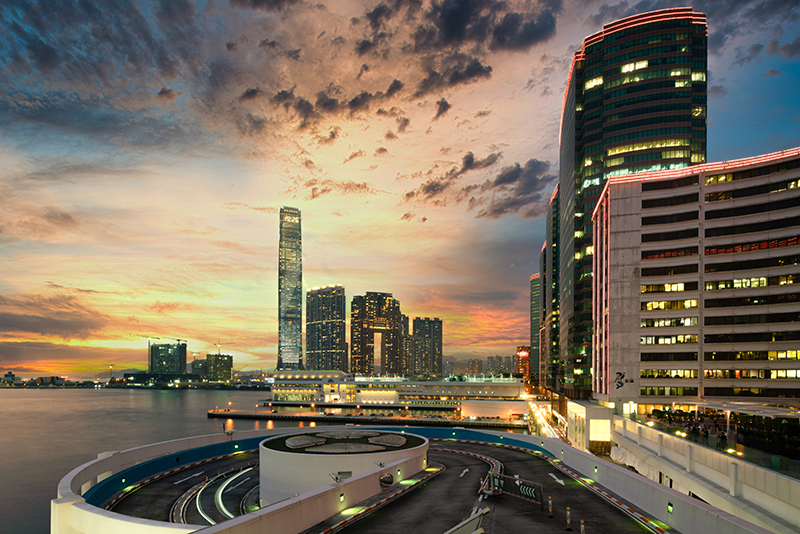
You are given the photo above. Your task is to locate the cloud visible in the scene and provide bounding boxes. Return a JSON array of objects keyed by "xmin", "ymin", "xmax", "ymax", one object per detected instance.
[
  {"xmin": 301, "ymin": 178, "xmax": 382, "ymax": 199},
  {"xmin": 223, "ymin": 203, "xmax": 279, "ymax": 213},
  {"xmin": 415, "ymin": 56, "xmax": 493, "ymax": 97},
  {"xmin": 405, "ymin": 151, "xmax": 501, "ymax": 201},
  {"xmin": 239, "ymin": 88, "xmax": 263, "ymax": 102},
  {"xmin": 343, "ymin": 149, "xmax": 366, "ymax": 163},
  {"xmin": 156, "ymin": 87, "xmax": 180, "ymax": 101},
  {"xmin": 316, "ymin": 127, "xmax": 340, "ymax": 144},
  {"xmin": 0, "ymin": 293, "xmax": 109, "ymax": 339},
  {"xmin": 465, "ymin": 158, "xmax": 557, "ymax": 219},
  {"xmin": 732, "ymin": 43, "xmax": 764, "ymax": 66},
  {"xmin": 434, "ymin": 98, "xmax": 452, "ymax": 119},
  {"xmin": 396, "ymin": 116, "xmax": 410, "ymax": 132},
  {"xmin": 767, "ymin": 36, "xmax": 800, "ymax": 58},
  {"xmin": 385, "ymin": 130, "xmax": 398, "ymax": 140},
  {"xmin": 709, "ymin": 84, "xmax": 729, "ymax": 99},
  {"xmin": 147, "ymin": 301, "xmax": 181, "ymax": 314},
  {"xmin": 400, "ymin": 211, "xmax": 415, "ymax": 220},
  {"xmin": 375, "ymin": 146, "xmax": 388, "ymax": 155},
  {"xmin": 765, "ymin": 68, "xmax": 783, "ymax": 77},
  {"xmin": 230, "ymin": 0, "xmax": 300, "ymax": 11}
]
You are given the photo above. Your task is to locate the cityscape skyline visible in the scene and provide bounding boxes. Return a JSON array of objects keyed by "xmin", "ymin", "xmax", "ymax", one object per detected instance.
[{"xmin": 1, "ymin": 1, "xmax": 799, "ymax": 379}]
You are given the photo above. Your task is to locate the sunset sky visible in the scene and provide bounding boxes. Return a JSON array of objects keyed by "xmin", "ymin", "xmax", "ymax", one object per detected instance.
[{"xmin": 1, "ymin": 0, "xmax": 799, "ymax": 379}]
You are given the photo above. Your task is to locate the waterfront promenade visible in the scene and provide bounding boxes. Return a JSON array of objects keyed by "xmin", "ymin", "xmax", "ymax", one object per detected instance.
[{"xmin": 207, "ymin": 408, "xmax": 530, "ymax": 430}]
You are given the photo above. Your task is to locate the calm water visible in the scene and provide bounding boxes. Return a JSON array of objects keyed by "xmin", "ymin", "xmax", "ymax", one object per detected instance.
[{"xmin": 0, "ymin": 388, "xmax": 305, "ymax": 534}]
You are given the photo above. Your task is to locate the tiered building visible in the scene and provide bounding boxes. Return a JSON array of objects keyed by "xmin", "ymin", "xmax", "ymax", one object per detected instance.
[{"xmin": 593, "ymin": 147, "xmax": 800, "ymax": 410}]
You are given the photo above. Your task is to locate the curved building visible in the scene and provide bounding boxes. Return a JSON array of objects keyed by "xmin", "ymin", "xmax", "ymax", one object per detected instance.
[
  {"xmin": 558, "ymin": 7, "xmax": 708, "ymax": 398},
  {"xmin": 593, "ymin": 146, "xmax": 800, "ymax": 410}
]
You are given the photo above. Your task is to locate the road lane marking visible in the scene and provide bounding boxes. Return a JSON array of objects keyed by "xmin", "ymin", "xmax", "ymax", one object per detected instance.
[
  {"xmin": 174, "ymin": 472, "xmax": 204, "ymax": 485},
  {"xmin": 549, "ymin": 473, "xmax": 565, "ymax": 485},
  {"xmin": 224, "ymin": 477, "xmax": 251, "ymax": 493},
  {"xmin": 459, "ymin": 468, "xmax": 470, "ymax": 478}
]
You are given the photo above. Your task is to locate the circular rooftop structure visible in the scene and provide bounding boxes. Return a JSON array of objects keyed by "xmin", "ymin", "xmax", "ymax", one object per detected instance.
[{"xmin": 259, "ymin": 429, "xmax": 428, "ymax": 506}]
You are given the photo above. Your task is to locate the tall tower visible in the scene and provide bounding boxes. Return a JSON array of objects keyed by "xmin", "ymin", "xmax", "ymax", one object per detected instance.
[
  {"xmin": 544, "ymin": 186, "xmax": 561, "ymax": 391},
  {"xmin": 530, "ymin": 273, "xmax": 542, "ymax": 385},
  {"xmin": 306, "ymin": 285, "xmax": 347, "ymax": 372},
  {"xmin": 558, "ymin": 7, "xmax": 707, "ymax": 399},
  {"xmin": 350, "ymin": 292, "xmax": 402, "ymax": 375},
  {"xmin": 278, "ymin": 207, "xmax": 302, "ymax": 370},
  {"xmin": 413, "ymin": 317, "xmax": 443, "ymax": 378}
]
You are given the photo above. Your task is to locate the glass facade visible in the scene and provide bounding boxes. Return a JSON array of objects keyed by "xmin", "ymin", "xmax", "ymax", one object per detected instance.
[
  {"xmin": 559, "ymin": 7, "xmax": 708, "ymax": 399},
  {"xmin": 278, "ymin": 207, "xmax": 302, "ymax": 370},
  {"xmin": 530, "ymin": 274, "xmax": 541, "ymax": 384},
  {"xmin": 148, "ymin": 342, "xmax": 187, "ymax": 374},
  {"xmin": 350, "ymin": 292, "xmax": 402, "ymax": 376},
  {"xmin": 305, "ymin": 285, "xmax": 347, "ymax": 372}
]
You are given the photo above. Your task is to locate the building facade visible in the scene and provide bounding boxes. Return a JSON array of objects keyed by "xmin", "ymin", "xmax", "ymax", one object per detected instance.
[
  {"xmin": 206, "ymin": 354, "xmax": 233, "ymax": 382},
  {"xmin": 413, "ymin": 317, "xmax": 443, "ymax": 378},
  {"xmin": 543, "ymin": 186, "xmax": 561, "ymax": 391},
  {"xmin": 278, "ymin": 207, "xmax": 303, "ymax": 370},
  {"xmin": 306, "ymin": 285, "xmax": 347, "ymax": 372},
  {"xmin": 530, "ymin": 273, "xmax": 542, "ymax": 384},
  {"xmin": 559, "ymin": 7, "xmax": 708, "ymax": 398},
  {"xmin": 593, "ymin": 147, "xmax": 800, "ymax": 411},
  {"xmin": 350, "ymin": 292, "xmax": 403, "ymax": 375},
  {"xmin": 148, "ymin": 342, "xmax": 187, "ymax": 374}
]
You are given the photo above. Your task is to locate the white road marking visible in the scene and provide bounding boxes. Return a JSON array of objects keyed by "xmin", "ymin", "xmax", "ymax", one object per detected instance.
[
  {"xmin": 224, "ymin": 477, "xmax": 251, "ymax": 493},
  {"xmin": 549, "ymin": 473, "xmax": 565, "ymax": 485},
  {"xmin": 459, "ymin": 468, "xmax": 470, "ymax": 478},
  {"xmin": 173, "ymin": 472, "xmax": 204, "ymax": 485}
]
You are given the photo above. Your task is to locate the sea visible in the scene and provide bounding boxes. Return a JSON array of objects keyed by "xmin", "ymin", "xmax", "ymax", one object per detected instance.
[{"xmin": 0, "ymin": 388, "xmax": 314, "ymax": 534}]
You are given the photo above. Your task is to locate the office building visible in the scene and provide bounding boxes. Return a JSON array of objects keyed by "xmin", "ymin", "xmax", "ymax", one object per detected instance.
[
  {"xmin": 306, "ymin": 285, "xmax": 347, "ymax": 372},
  {"xmin": 543, "ymin": 186, "xmax": 561, "ymax": 391},
  {"xmin": 350, "ymin": 292, "xmax": 402, "ymax": 375},
  {"xmin": 558, "ymin": 7, "xmax": 708, "ymax": 398},
  {"xmin": 593, "ymin": 146, "xmax": 800, "ymax": 411},
  {"xmin": 530, "ymin": 273, "xmax": 542, "ymax": 384},
  {"xmin": 206, "ymin": 354, "xmax": 233, "ymax": 382},
  {"xmin": 148, "ymin": 342, "xmax": 187, "ymax": 374},
  {"xmin": 278, "ymin": 207, "xmax": 303, "ymax": 370},
  {"xmin": 515, "ymin": 346, "xmax": 531, "ymax": 380},
  {"xmin": 413, "ymin": 317, "xmax": 443, "ymax": 378},
  {"xmin": 466, "ymin": 359, "xmax": 483, "ymax": 375}
]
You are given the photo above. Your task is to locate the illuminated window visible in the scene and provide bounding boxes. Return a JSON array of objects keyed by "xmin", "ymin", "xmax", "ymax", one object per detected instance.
[
  {"xmin": 675, "ymin": 79, "xmax": 691, "ymax": 87},
  {"xmin": 584, "ymin": 76, "xmax": 603, "ymax": 91},
  {"xmin": 607, "ymin": 138, "xmax": 690, "ymax": 157},
  {"xmin": 692, "ymin": 106, "xmax": 705, "ymax": 117},
  {"xmin": 691, "ymin": 71, "xmax": 706, "ymax": 82},
  {"xmin": 691, "ymin": 153, "xmax": 706, "ymax": 163},
  {"xmin": 621, "ymin": 60, "xmax": 648, "ymax": 73}
]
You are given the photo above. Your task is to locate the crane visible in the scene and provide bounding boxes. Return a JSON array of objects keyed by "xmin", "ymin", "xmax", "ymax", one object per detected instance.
[{"xmin": 215, "ymin": 341, "xmax": 235, "ymax": 355}]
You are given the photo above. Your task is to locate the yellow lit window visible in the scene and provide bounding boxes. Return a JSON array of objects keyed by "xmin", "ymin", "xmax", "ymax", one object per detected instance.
[
  {"xmin": 621, "ymin": 60, "xmax": 648, "ymax": 73},
  {"xmin": 605, "ymin": 157, "xmax": 624, "ymax": 167},
  {"xmin": 607, "ymin": 139, "xmax": 689, "ymax": 157},
  {"xmin": 584, "ymin": 76, "xmax": 603, "ymax": 91},
  {"xmin": 691, "ymin": 153, "xmax": 705, "ymax": 163},
  {"xmin": 675, "ymin": 79, "xmax": 691, "ymax": 87},
  {"xmin": 691, "ymin": 71, "xmax": 706, "ymax": 82},
  {"xmin": 692, "ymin": 106, "xmax": 705, "ymax": 117}
]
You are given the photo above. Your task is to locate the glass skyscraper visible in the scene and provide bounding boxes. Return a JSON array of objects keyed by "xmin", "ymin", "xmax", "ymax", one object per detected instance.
[
  {"xmin": 530, "ymin": 273, "xmax": 541, "ymax": 384},
  {"xmin": 278, "ymin": 207, "xmax": 302, "ymax": 370},
  {"xmin": 558, "ymin": 8, "xmax": 707, "ymax": 398},
  {"xmin": 413, "ymin": 317, "xmax": 443, "ymax": 378},
  {"xmin": 350, "ymin": 292, "xmax": 402, "ymax": 376},
  {"xmin": 149, "ymin": 342, "xmax": 187, "ymax": 374},
  {"xmin": 306, "ymin": 285, "xmax": 347, "ymax": 372}
]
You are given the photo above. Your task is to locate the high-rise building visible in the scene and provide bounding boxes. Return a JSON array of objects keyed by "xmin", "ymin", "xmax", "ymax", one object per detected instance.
[
  {"xmin": 149, "ymin": 342, "xmax": 187, "ymax": 374},
  {"xmin": 593, "ymin": 147, "xmax": 800, "ymax": 409},
  {"xmin": 306, "ymin": 285, "xmax": 347, "ymax": 372},
  {"xmin": 278, "ymin": 207, "xmax": 303, "ymax": 370},
  {"xmin": 413, "ymin": 317, "xmax": 443, "ymax": 378},
  {"xmin": 400, "ymin": 314, "xmax": 417, "ymax": 377},
  {"xmin": 350, "ymin": 292, "xmax": 402, "ymax": 375},
  {"xmin": 530, "ymin": 273, "xmax": 542, "ymax": 384},
  {"xmin": 515, "ymin": 346, "xmax": 531, "ymax": 380},
  {"xmin": 467, "ymin": 359, "xmax": 483, "ymax": 375},
  {"xmin": 558, "ymin": 7, "xmax": 708, "ymax": 398},
  {"xmin": 206, "ymin": 354, "xmax": 233, "ymax": 382},
  {"xmin": 543, "ymin": 186, "xmax": 561, "ymax": 391}
]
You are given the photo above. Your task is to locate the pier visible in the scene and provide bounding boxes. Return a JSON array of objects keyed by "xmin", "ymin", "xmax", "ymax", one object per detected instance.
[{"xmin": 207, "ymin": 409, "xmax": 529, "ymax": 430}]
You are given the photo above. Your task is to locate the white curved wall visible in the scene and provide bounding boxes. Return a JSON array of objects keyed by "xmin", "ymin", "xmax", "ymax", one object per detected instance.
[{"xmin": 259, "ymin": 431, "xmax": 428, "ymax": 506}]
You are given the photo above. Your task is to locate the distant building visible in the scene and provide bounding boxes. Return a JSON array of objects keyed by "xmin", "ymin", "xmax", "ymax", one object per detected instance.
[
  {"xmin": 350, "ymin": 292, "xmax": 402, "ymax": 375},
  {"xmin": 413, "ymin": 317, "xmax": 443, "ymax": 378},
  {"xmin": 543, "ymin": 187, "xmax": 561, "ymax": 391},
  {"xmin": 149, "ymin": 342, "xmax": 187, "ymax": 374},
  {"xmin": 530, "ymin": 274, "xmax": 541, "ymax": 384},
  {"xmin": 467, "ymin": 359, "xmax": 483, "ymax": 375},
  {"xmin": 191, "ymin": 359, "xmax": 207, "ymax": 376},
  {"xmin": 400, "ymin": 314, "xmax": 417, "ymax": 377},
  {"xmin": 306, "ymin": 285, "xmax": 347, "ymax": 372},
  {"xmin": 206, "ymin": 354, "xmax": 233, "ymax": 382},
  {"xmin": 278, "ymin": 207, "xmax": 303, "ymax": 370},
  {"xmin": 515, "ymin": 346, "xmax": 531, "ymax": 380},
  {"xmin": 1, "ymin": 371, "xmax": 18, "ymax": 383}
]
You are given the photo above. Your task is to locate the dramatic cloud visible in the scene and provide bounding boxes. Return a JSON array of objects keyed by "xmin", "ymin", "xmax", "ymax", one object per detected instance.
[
  {"xmin": 467, "ymin": 158, "xmax": 557, "ymax": 219},
  {"xmin": 733, "ymin": 43, "xmax": 764, "ymax": 66},
  {"xmin": 0, "ymin": 293, "xmax": 109, "ymax": 339},
  {"xmin": 405, "ymin": 151, "xmax": 502, "ymax": 201},
  {"xmin": 434, "ymin": 98, "xmax": 452, "ymax": 119},
  {"xmin": 768, "ymin": 37, "xmax": 800, "ymax": 59}
]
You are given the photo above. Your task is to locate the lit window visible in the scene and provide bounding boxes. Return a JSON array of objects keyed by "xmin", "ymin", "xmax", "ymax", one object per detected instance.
[
  {"xmin": 691, "ymin": 71, "xmax": 706, "ymax": 82},
  {"xmin": 584, "ymin": 76, "xmax": 603, "ymax": 91}
]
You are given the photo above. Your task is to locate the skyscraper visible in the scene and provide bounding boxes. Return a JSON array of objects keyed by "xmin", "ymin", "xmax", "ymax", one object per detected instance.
[
  {"xmin": 558, "ymin": 7, "xmax": 707, "ymax": 398},
  {"xmin": 350, "ymin": 292, "xmax": 402, "ymax": 375},
  {"xmin": 413, "ymin": 317, "xmax": 443, "ymax": 378},
  {"xmin": 206, "ymin": 354, "xmax": 233, "ymax": 382},
  {"xmin": 278, "ymin": 207, "xmax": 302, "ymax": 370},
  {"xmin": 543, "ymin": 186, "xmax": 561, "ymax": 391},
  {"xmin": 149, "ymin": 342, "xmax": 187, "ymax": 374},
  {"xmin": 306, "ymin": 285, "xmax": 347, "ymax": 372},
  {"xmin": 530, "ymin": 273, "xmax": 541, "ymax": 385}
]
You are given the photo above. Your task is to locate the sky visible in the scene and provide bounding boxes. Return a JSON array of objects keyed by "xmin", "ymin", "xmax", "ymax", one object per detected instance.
[{"xmin": 1, "ymin": 0, "xmax": 799, "ymax": 379}]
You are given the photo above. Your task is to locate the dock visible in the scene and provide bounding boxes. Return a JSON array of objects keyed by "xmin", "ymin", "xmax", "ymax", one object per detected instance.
[{"xmin": 207, "ymin": 410, "xmax": 529, "ymax": 430}]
